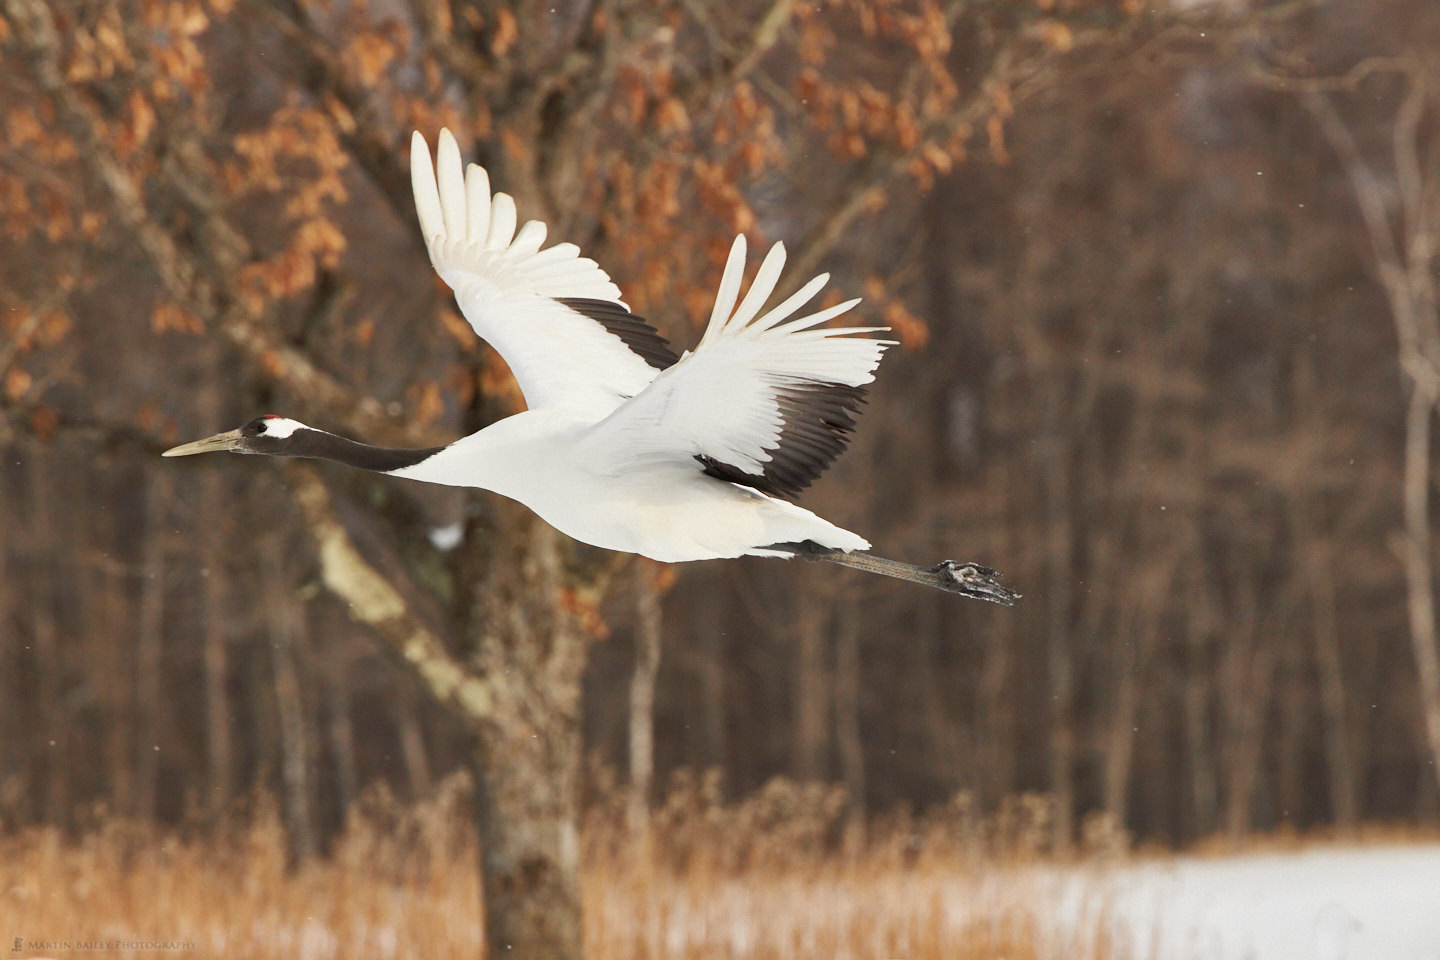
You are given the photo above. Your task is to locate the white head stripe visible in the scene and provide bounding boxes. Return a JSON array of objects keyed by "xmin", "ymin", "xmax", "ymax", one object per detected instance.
[{"xmin": 259, "ymin": 417, "xmax": 306, "ymax": 439}]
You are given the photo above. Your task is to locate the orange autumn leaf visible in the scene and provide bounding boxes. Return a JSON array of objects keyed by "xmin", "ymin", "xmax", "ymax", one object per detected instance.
[
  {"xmin": 639, "ymin": 559, "xmax": 678, "ymax": 594},
  {"xmin": 123, "ymin": 89, "xmax": 155, "ymax": 151},
  {"xmin": 1036, "ymin": 19, "xmax": 1074, "ymax": 52},
  {"xmin": 1, "ymin": 308, "xmax": 26, "ymax": 336},
  {"xmin": 480, "ymin": 351, "xmax": 525, "ymax": 412},
  {"xmin": 922, "ymin": 140, "xmax": 954, "ymax": 176},
  {"xmin": 353, "ymin": 317, "xmax": 377, "ymax": 348},
  {"xmin": 410, "ymin": 380, "xmax": 445, "ymax": 427},
  {"xmin": 134, "ymin": 401, "xmax": 161, "ymax": 433},
  {"xmin": 437, "ymin": 307, "xmax": 477, "ymax": 349},
  {"xmin": 38, "ymin": 310, "xmax": 72, "ymax": 345},
  {"xmin": 29, "ymin": 404, "xmax": 59, "ymax": 440},
  {"xmin": 151, "ymin": 301, "xmax": 204, "ymax": 335},
  {"xmin": 987, "ymin": 113, "xmax": 1010, "ymax": 165},
  {"xmin": 6, "ymin": 106, "xmax": 43, "ymax": 147},
  {"xmin": 500, "ymin": 127, "xmax": 530, "ymax": 164},
  {"xmin": 444, "ymin": 364, "xmax": 477, "ymax": 407},
  {"xmin": 347, "ymin": 31, "xmax": 398, "ymax": 87},
  {"xmin": 884, "ymin": 299, "xmax": 930, "ymax": 351},
  {"xmin": 4, "ymin": 367, "xmax": 32, "ymax": 401},
  {"xmin": 491, "ymin": 8, "xmax": 518, "ymax": 56},
  {"xmin": 654, "ymin": 97, "xmax": 691, "ymax": 133},
  {"xmin": 260, "ymin": 348, "xmax": 287, "ymax": 379},
  {"xmin": 557, "ymin": 587, "xmax": 610, "ymax": 640}
]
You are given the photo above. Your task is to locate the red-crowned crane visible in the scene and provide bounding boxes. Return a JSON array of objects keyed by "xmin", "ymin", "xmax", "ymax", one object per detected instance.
[{"xmin": 164, "ymin": 130, "xmax": 1017, "ymax": 604}]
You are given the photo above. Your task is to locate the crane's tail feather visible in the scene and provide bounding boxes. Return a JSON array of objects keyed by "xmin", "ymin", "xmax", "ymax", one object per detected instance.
[{"xmin": 775, "ymin": 541, "xmax": 1020, "ymax": 605}]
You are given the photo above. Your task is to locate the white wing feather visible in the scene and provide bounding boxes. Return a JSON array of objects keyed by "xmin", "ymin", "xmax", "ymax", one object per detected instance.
[
  {"xmin": 583, "ymin": 235, "xmax": 894, "ymax": 493},
  {"xmin": 411, "ymin": 129, "xmax": 665, "ymax": 413}
]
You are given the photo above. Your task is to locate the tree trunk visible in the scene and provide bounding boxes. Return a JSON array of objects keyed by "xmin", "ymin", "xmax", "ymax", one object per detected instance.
[
  {"xmin": 202, "ymin": 513, "xmax": 234, "ymax": 819},
  {"xmin": 28, "ymin": 444, "xmax": 68, "ymax": 824},
  {"xmin": 468, "ymin": 519, "xmax": 588, "ymax": 960},
  {"xmin": 1103, "ymin": 637, "xmax": 1139, "ymax": 829},
  {"xmin": 1182, "ymin": 583, "xmax": 1218, "ymax": 838},
  {"xmin": 397, "ymin": 682, "xmax": 433, "ymax": 798},
  {"xmin": 1287, "ymin": 344, "xmax": 1360, "ymax": 829},
  {"xmin": 323, "ymin": 628, "xmax": 358, "ymax": 817},
  {"xmin": 134, "ymin": 470, "xmax": 169, "ymax": 820},
  {"xmin": 199, "ymin": 355, "xmax": 234, "ymax": 820},
  {"xmin": 834, "ymin": 599, "xmax": 866, "ymax": 817},
  {"xmin": 1398, "ymin": 385, "xmax": 1440, "ymax": 797},
  {"xmin": 1042, "ymin": 443, "xmax": 1075, "ymax": 851},
  {"xmin": 1219, "ymin": 577, "xmax": 1285, "ymax": 841},
  {"xmin": 471, "ymin": 712, "xmax": 583, "ymax": 959},
  {"xmin": 288, "ymin": 466, "xmax": 595, "ymax": 959},
  {"xmin": 1299, "ymin": 517, "xmax": 1357, "ymax": 827},
  {"xmin": 93, "ymin": 528, "xmax": 133, "ymax": 820},
  {"xmin": 916, "ymin": 593, "xmax": 965, "ymax": 788},
  {"xmin": 1275, "ymin": 647, "xmax": 1306, "ymax": 826},
  {"xmin": 264, "ymin": 537, "xmax": 316, "ymax": 860},
  {"xmin": 0, "ymin": 491, "xmax": 17, "ymax": 819},
  {"xmin": 792, "ymin": 591, "xmax": 830, "ymax": 781},
  {"xmin": 978, "ymin": 619, "xmax": 1015, "ymax": 809},
  {"xmin": 695, "ymin": 582, "xmax": 728, "ymax": 770},
  {"xmin": 629, "ymin": 562, "xmax": 664, "ymax": 834},
  {"xmin": 1103, "ymin": 556, "xmax": 1169, "ymax": 831}
]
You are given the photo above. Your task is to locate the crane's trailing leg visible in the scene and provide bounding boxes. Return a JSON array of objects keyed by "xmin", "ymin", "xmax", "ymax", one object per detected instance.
[{"xmin": 779, "ymin": 541, "xmax": 1020, "ymax": 605}]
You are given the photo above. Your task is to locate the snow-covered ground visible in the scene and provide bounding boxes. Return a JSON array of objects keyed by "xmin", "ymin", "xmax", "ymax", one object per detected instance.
[{"xmin": 1071, "ymin": 843, "xmax": 1440, "ymax": 960}]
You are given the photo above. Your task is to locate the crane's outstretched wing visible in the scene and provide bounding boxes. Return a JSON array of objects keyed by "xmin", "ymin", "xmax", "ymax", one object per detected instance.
[
  {"xmin": 410, "ymin": 129, "xmax": 677, "ymax": 413},
  {"xmin": 581, "ymin": 236, "xmax": 894, "ymax": 499}
]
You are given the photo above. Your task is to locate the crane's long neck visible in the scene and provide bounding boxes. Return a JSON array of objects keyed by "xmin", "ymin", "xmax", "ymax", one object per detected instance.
[
  {"xmin": 284, "ymin": 428, "xmax": 448, "ymax": 473},
  {"xmin": 282, "ymin": 414, "xmax": 551, "ymax": 496}
]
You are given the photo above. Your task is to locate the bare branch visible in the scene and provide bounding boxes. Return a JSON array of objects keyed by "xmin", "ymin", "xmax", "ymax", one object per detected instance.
[
  {"xmin": 720, "ymin": 0, "xmax": 796, "ymax": 89},
  {"xmin": 253, "ymin": 0, "xmax": 426, "ymax": 233},
  {"xmin": 3, "ymin": 0, "xmax": 451, "ymax": 449},
  {"xmin": 1302, "ymin": 93, "xmax": 1411, "ymax": 325},
  {"xmin": 1247, "ymin": 55, "xmax": 1413, "ymax": 95},
  {"xmin": 1393, "ymin": 65, "xmax": 1438, "ymax": 343},
  {"xmin": 784, "ymin": 39, "xmax": 1032, "ymax": 293},
  {"xmin": 286, "ymin": 462, "xmax": 495, "ymax": 722}
]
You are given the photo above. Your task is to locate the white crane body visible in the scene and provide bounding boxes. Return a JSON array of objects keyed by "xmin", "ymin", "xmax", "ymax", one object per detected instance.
[
  {"xmin": 163, "ymin": 130, "xmax": 1018, "ymax": 603},
  {"xmin": 388, "ymin": 408, "xmax": 867, "ymax": 562}
]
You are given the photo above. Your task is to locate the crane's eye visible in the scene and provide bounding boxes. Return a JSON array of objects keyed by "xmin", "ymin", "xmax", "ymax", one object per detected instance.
[{"xmin": 240, "ymin": 417, "xmax": 273, "ymax": 438}]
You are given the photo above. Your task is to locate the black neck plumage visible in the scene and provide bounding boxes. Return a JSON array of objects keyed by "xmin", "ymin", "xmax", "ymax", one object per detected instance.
[{"xmin": 280, "ymin": 429, "xmax": 447, "ymax": 473}]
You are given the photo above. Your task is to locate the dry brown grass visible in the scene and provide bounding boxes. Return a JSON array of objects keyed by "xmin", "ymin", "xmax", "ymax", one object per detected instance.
[{"xmin": 1, "ymin": 773, "xmax": 1130, "ymax": 959}]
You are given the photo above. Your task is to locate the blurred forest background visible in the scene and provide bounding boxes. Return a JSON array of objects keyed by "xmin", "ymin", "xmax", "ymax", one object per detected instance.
[{"xmin": 2, "ymin": 0, "xmax": 1440, "ymax": 915}]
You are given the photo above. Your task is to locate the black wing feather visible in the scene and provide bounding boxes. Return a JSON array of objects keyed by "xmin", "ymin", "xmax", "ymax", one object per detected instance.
[
  {"xmin": 697, "ymin": 380, "xmax": 867, "ymax": 499},
  {"xmin": 555, "ymin": 297, "xmax": 680, "ymax": 371}
]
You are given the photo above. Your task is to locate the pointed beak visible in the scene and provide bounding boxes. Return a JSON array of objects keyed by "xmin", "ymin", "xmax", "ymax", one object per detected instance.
[{"xmin": 162, "ymin": 428, "xmax": 246, "ymax": 458}]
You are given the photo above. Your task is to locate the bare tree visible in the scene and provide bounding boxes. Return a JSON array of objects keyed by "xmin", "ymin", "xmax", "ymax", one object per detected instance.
[
  {"xmin": 134, "ymin": 469, "xmax": 170, "ymax": 820},
  {"xmin": 793, "ymin": 591, "xmax": 832, "ymax": 782},
  {"xmin": 833, "ymin": 597, "xmax": 867, "ymax": 819},
  {"xmin": 26, "ymin": 443, "xmax": 67, "ymax": 822},
  {"xmin": 264, "ymin": 535, "xmax": 317, "ymax": 859},
  {"xmin": 1301, "ymin": 61, "xmax": 1440, "ymax": 794},
  {"xmin": 197, "ymin": 353, "xmax": 236, "ymax": 820},
  {"xmin": 320, "ymin": 623, "xmax": 358, "ymax": 818},
  {"xmin": 200, "ymin": 472, "xmax": 235, "ymax": 821},
  {"xmin": 628, "ymin": 561, "xmax": 669, "ymax": 835}
]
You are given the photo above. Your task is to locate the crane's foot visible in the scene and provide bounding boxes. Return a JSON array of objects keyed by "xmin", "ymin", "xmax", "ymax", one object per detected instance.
[
  {"xmin": 927, "ymin": 561, "xmax": 1021, "ymax": 606},
  {"xmin": 772, "ymin": 541, "xmax": 1020, "ymax": 605}
]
